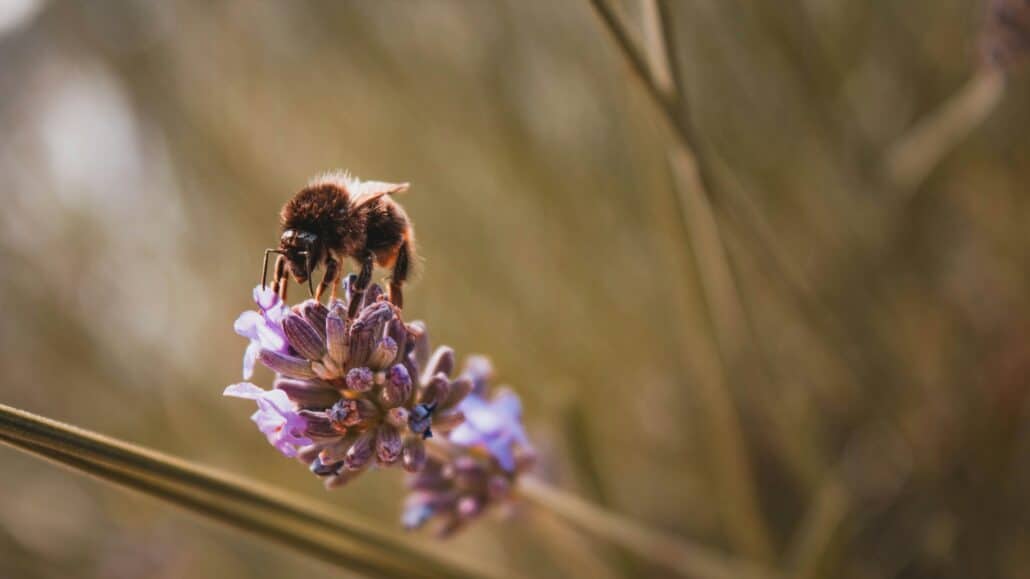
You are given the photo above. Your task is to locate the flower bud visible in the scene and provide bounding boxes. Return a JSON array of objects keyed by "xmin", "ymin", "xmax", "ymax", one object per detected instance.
[
  {"xmin": 432, "ymin": 410, "xmax": 464, "ymax": 434},
  {"xmin": 402, "ymin": 438, "xmax": 427, "ymax": 473},
  {"xmin": 344, "ymin": 431, "xmax": 376, "ymax": 471},
  {"xmin": 380, "ymin": 364, "xmax": 413, "ymax": 408},
  {"xmin": 376, "ymin": 425, "xmax": 402, "ymax": 464},
  {"xmin": 283, "ymin": 314, "xmax": 326, "ymax": 360},
  {"xmin": 441, "ymin": 377, "xmax": 472, "ymax": 411},
  {"xmin": 259, "ymin": 349, "xmax": 317, "ymax": 379},
  {"xmin": 297, "ymin": 300, "xmax": 329, "ymax": 340},
  {"xmin": 298, "ymin": 410, "xmax": 339, "ymax": 440},
  {"xmin": 406, "ymin": 321, "xmax": 430, "ymax": 367},
  {"xmin": 367, "ymin": 336, "xmax": 399, "ymax": 370},
  {"xmin": 326, "ymin": 305, "xmax": 348, "ymax": 366},
  {"xmin": 420, "ymin": 346, "xmax": 454, "ymax": 385},
  {"xmin": 386, "ymin": 319, "xmax": 408, "ymax": 363},
  {"xmin": 419, "ymin": 373, "xmax": 450, "ymax": 407},
  {"xmin": 275, "ymin": 378, "xmax": 340, "ymax": 409},
  {"xmin": 344, "ymin": 367, "xmax": 374, "ymax": 393}
]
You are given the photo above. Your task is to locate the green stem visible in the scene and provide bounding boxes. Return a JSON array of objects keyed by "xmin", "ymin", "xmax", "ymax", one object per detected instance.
[
  {"xmin": 0, "ymin": 403, "xmax": 505, "ymax": 579},
  {"xmin": 518, "ymin": 476, "xmax": 780, "ymax": 579}
]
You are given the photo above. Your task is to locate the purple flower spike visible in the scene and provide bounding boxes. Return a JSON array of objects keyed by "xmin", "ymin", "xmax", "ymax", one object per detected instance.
[
  {"xmin": 226, "ymin": 281, "xmax": 477, "ymax": 488},
  {"xmin": 224, "ymin": 382, "xmax": 312, "ymax": 457},
  {"xmin": 449, "ymin": 389, "xmax": 529, "ymax": 472},
  {"xmin": 234, "ymin": 285, "xmax": 290, "ymax": 379}
]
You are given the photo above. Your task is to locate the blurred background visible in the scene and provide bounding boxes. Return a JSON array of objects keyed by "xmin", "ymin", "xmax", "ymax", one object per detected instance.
[{"xmin": 1, "ymin": 1, "xmax": 1028, "ymax": 578}]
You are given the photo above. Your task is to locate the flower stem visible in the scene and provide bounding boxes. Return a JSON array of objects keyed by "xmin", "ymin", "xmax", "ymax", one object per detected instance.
[
  {"xmin": 517, "ymin": 476, "xmax": 780, "ymax": 579},
  {"xmin": 0, "ymin": 403, "xmax": 506, "ymax": 579}
]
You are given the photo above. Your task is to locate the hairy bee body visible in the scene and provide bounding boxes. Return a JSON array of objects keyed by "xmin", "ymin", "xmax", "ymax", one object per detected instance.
[{"xmin": 270, "ymin": 173, "xmax": 413, "ymax": 315}]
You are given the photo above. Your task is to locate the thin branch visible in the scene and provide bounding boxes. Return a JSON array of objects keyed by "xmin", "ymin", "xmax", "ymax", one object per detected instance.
[
  {"xmin": 784, "ymin": 479, "xmax": 850, "ymax": 579},
  {"xmin": 0, "ymin": 403, "xmax": 505, "ymax": 579},
  {"xmin": 519, "ymin": 476, "xmax": 780, "ymax": 579},
  {"xmin": 586, "ymin": 0, "xmax": 698, "ymax": 155},
  {"xmin": 641, "ymin": 0, "xmax": 677, "ymax": 101},
  {"xmin": 589, "ymin": 0, "xmax": 775, "ymax": 561},
  {"xmin": 883, "ymin": 67, "xmax": 1005, "ymax": 192}
]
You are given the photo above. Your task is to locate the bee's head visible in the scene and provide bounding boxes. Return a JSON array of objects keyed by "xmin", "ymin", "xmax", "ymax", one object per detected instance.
[{"xmin": 279, "ymin": 229, "xmax": 321, "ymax": 283}]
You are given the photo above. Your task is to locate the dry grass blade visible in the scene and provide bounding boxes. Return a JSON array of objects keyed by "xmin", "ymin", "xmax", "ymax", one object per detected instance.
[
  {"xmin": 588, "ymin": 0, "xmax": 775, "ymax": 561},
  {"xmin": 586, "ymin": 0, "xmax": 697, "ymax": 153},
  {"xmin": 0, "ymin": 403, "xmax": 506, "ymax": 579},
  {"xmin": 518, "ymin": 476, "xmax": 780, "ymax": 579},
  {"xmin": 883, "ymin": 68, "xmax": 1005, "ymax": 192}
]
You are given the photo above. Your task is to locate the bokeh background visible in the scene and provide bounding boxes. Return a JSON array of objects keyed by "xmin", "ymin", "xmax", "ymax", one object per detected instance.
[{"xmin": 1, "ymin": 1, "xmax": 1028, "ymax": 578}]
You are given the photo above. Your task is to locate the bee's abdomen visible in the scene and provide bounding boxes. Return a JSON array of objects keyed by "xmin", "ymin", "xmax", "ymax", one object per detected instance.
[{"xmin": 365, "ymin": 201, "xmax": 408, "ymax": 253}]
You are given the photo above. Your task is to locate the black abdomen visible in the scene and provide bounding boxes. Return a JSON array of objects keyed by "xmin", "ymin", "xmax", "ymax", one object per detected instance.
[{"xmin": 365, "ymin": 201, "xmax": 408, "ymax": 253}]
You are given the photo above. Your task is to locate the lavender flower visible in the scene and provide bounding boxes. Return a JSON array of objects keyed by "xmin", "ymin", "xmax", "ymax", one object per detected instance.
[
  {"xmin": 224, "ymin": 382, "xmax": 312, "ymax": 457},
  {"xmin": 226, "ymin": 276, "xmax": 472, "ymax": 487},
  {"xmin": 450, "ymin": 381, "xmax": 528, "ymax": 471},
  {"xmin": 234, "ymin": 285, "xmax": 290, "ymax": 379},
  {"xmin": 402, "ymin": 358, "xmax": 534, "ymax": 536}
]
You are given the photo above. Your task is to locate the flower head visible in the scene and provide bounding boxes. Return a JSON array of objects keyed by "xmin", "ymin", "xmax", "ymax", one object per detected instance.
[
  {"xmin": 450, "ymin": 373, "xmax": 528, "ymax": 472},
  {"xmin": 227, "ymin": 276, "xmax": 472, "ymax": 487},
  {"xmin": 402, "ymin": 357, "xmax": 534, "ymax": 536},
  {"xmin": 234, "ymin": 285, "xmax": 290, "ymax": 379},
  {"xmin": 224, "ymin": 382, "xmax": 312, "ymax": 457}
]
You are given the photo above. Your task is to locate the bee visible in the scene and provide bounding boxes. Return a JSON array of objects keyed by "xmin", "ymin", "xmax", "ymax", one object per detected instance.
[{"xmin": 262, "ymin": 171, "xmax": 415, "ymax": 318}]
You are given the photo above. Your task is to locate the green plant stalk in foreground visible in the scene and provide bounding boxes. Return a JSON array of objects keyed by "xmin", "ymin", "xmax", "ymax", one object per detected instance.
[
  {"xmin": 0, "ymin": 403, "xmax": 500, "ymax": 579},
  {"xmin": 0, "ymin": 402, "xmax": 776, "ymax": 579}
]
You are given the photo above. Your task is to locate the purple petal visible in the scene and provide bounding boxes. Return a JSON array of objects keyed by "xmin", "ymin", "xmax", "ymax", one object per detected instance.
[
  {"xmin": 253, "ymin": 285, "xmax": 280, "ymax": 311},
  {"xmin": 491, "ymin": 390, "xmax": 522, "ymax": 419},
  {"xmin": 464, "ymin": 403, "xmax": 505, "ymax": 435},
  {"xmin": 234, "ymin": 311, "xmax": 265, "ymax": 340},
  {"xmin": 488, "ymin": 438, "xmax": 517, "ymax": 472},
  {"xmin": 242, "ymin": 343, "xmax": 260, "ymax": 379},
  {"xmin": 448, "ymin": 423, "xmax": 483, "ymax": 446},
  {"xmin": 225, "ymin": 382, "xmax": 313, "ymax": 457},
  {"xmin": 261, "ymin": 388, "xmax": 297, "ymax": 414},
  {"xmin": 224, "ymin": 382, "xmax": 265, "ymax": 400},
  {"xmin": 252, "ymin": 408, "xmax": 285, "ymax": 432}
]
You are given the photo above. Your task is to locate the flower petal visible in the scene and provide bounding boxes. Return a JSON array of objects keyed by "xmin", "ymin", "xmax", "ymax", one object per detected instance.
[
  {"xmin": 448, "ymin": 423, "xmax": 482, "ymax": 446},
  {"xmin": 253, "ymin": 285, "xmax": 280, "ymax": 311},
  {"xmin": 224, "ymin": 382, "xmax": 265, "ymax": 400},
  {"xmin": 242, "ymin": 343, "xmax": 260, "ymax": 379},
  {"xmin": 490, "ymin": 390, "xmax": 522, "ymax": 420},
  {"xmin": 233, "ymin": 311, "xmax": 264, "ymax": 340}
]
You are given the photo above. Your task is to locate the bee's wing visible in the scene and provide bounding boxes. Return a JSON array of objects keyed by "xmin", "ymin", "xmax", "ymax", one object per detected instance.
[{"xmin": 350, "ymin": 180, "xmax": 410, "ymax": 208}]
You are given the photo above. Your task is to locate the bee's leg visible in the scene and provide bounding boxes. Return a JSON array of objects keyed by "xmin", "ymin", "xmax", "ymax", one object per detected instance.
[
  {"xmin": 347, "ymin": 252, "xmax": 375, "ymax": 319},
  {"xmin": 316, "ymin": 257, "xmax": 340, "ymax": 304},
  {"xmin": 261, "ymin": 248, "xmax": 281, "ymax": 289},
  {"xmin": 272, "ymin": 254, "xmax": 288, "ymax": 301},
  {"xmin": 388, "ymin": 240, "xmax": 411, "ymax": 309}
]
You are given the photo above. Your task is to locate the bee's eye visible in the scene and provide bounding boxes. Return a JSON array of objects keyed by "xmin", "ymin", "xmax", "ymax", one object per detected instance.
[{"xmin": 297, "ymin": 232, "xmax": 318, "ymax": 245}]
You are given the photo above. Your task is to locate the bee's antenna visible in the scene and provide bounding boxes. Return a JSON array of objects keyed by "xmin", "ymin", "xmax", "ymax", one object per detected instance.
[
  {"xmin": 298, "ymin": 251, "xmax": 315, "ymax": 297},
  {"xmin": 261, "ymin": 248, "xmax": 283, "ymax": 288}
]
